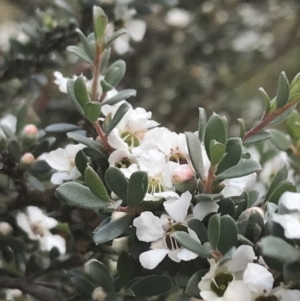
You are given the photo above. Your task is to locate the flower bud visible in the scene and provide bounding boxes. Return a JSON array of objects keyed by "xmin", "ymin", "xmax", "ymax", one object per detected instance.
[
  {"xmin": 21, "ymin": 124, "xmax": 39, "ymax": 151},
  {"xmin": 92, "ymin": 287, "xmax": 107, "ymax": 301},
  {"xmin": 0, "ymin": 222, "xmax": 13, "ymax": 236},
  {"xmin": 111, "ymin": 237, "xmax": 129, "ymax": 253},
  {"xmin": 111, "ymin": 211, "xmax": 127, "ymax": 221},
  {"xmin": 171, "ymin": 164, "xmax": 197, "ymax": 193},
  {"xmin": 20, "ymin": 152, "xmax": 35, "ymax": 169}
]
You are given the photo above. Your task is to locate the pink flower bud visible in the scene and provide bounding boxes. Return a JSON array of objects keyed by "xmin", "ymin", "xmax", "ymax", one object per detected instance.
[
  {"xmin": 23, "ymin": 124, "xmax": 38, "ymax": 136},
  {"xmin": 171, "ymin": 164, "xmax": 195, "ymax": 184},
  {"xmin": 21, "ymin": 153, "xmax": 35, "ymax": 164},
  {"xmin": 0, "ymin": 222, "xmax": 13, "ymax": 236}
]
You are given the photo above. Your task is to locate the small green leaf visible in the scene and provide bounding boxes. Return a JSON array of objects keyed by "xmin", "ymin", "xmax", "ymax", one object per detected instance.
[
  {"xmin": 261, "ymin": 236, "xmax": 300, "ymax": 263},
  {"xmin": 16, "ymin": 104, "xmax": 28, "ymax": 134},
  {"xmin": 268, "ymin": 104, "xmax": 297, "ymax": 126},
  {"xmin": 127, "ymin": 171, "xmax": 148, "ymax": 207},
  {"xmin": 84, "ymin": 102, "xmax": 102, "ymax": 123},
  {"xmin": 237, "ymin": 118, "xmax": 246, "ymax": 139},
  {"xmin": 188, "ymin": 219, "xmax": 208, "ymax": 243},
  {"xmin": 290, "ymin": 72, "xmax": 300, "ymax": 96},
  {"xmin": 172, "ymin": 231, "xmax": 210, "ymax": 258},
  {"xmin": 8, "ymin": 139, "xmax": 22, "ymax": 162},
  {"xmin": 269, "ymin": 129, "xmax": 291, "ymax": 151},
  {"xmin": 265, "ymin": 164, "xmax": 288, "ymax": 201},
  {"xmin": 93, "ymin": 6, "xmax": 108, "ymax": 42},
  {"xmin": 243, "ymin": 131, "xmax": 271, "ymax": 144},
  {"xmin": 185, "ymin": 270, "xmax": 207, "ymax": 298},
  {"xmin": 74, "ymin": 76, "xmax": 91, "ymax": 108},
  {"xmin": 88, "ymin": 260, "xmax": 115, "ymax": 293},
  {"xmin": 84, "ymin": 165, "xmax": 111, "ymax": 202},
  {"xmin": 93, "ymin": 215, "xmax": 131, "ymax": 244},
  {"xmin": 105, "ymin": 167, "xmax": 128, "ymax": 203},
  {"xmin": 67, "ymin": 46, "xmax": 93, "ymax": 64},
  {"xmin": 76, "ymin": 28, "xmax": 94, "ymax": 60},
  {"xmin": 217, "ymin": 138, "xmax": 242, "ymax": 174},
  {"xmin": 103, "ymin": 89, "xmax": 137, "ymax": 106},
  {"xmin": 105, "ymin": 60, "xmax": 126, "ymax": 88},
  {"xmin": 117, "ymin": 251, "xmax": 132, "ymax": 287},
  {"xmin": 67, "ymin": 79, "xmax": 84, "ymax": 115},
  {"xmin": 217, "ymin": 215, "xmax": 238, "ymax": 255},
  {"xmin": 185, "ymin": 132, "xmax": 205, "ymax": 179},
  {"xmin": 105, "ymin": 102, "xmax": 131, "ymax": 135},
  {"xmin": 45, "ymin": 123, "xmax": 80, "ymax": 133},
  {"xmin": 104, "ymin": 293, "xmax": 124, "ymax": 301},
  {"xmin": 286, "ymin": 110, "xmax": 300, "ymax": 141},
  {"xmin": 104, "ymin": 29, "xmax": 127, "ymax": 49},
  {"xmin": 67, "ymin": 132, "xmax": 105, "ymax": 152},
  {"xmin": 276, "ymin": 72, "xmax": 290, "ymax": 108},
  {"xmin": 216, "ymin": 159, "xmax": 261, "ymax": 181},
  {"xmin": 204, "ymin": 113, "xmax": 227, "ymax": 160},
  {"xmin": 265, "ymin": 180, "xmax": 296, "ymax": 204},
  {"xmin": 56, "ymin": 182, "xmax": 109, "ymax": 209},
  {"xmin": 207, "ymin": 214, "xmax": 220, "ymax": 250},
  {"xmin": 258, "ymin": 87, "xmax": 271, "ymax": 113},
  {"xmin": 75, "ymin": 150, "xmax": 90, "ymax": 175},
  {"xmin": 129, "ymin": 275, "xmax": 173, "ymax": 298},
  {"xmin": 283, "ymin": 262, "xmax": 300, "ymax": 284},
  {"xmin": 72, "ymin": 276, "xmax": 95, "ymax": 298},
  {"xmin": 209, "ymin": 140, "xmax": 225, "ymax": 166},
  {"xmin": 198, "ymin": 107, "xmax": 207, "ymax": 142}
]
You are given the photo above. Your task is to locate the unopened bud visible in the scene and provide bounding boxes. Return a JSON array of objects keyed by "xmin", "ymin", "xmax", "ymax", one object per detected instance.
[
  {"xmin": 111, "ymin": 211, "xmax": 127, "ymax": 221},
  {"xmin": 171, "ymin": 164, "xmax": 197, "ymax": 193},
  {"xmin": 21, "ymin": 125, "xmax": 39, "ymax": 151},
  {"xmin": 111, "ymin": 237, "xmax": 129, "ymax": 253},
  {"xmin": 0, "ymin": 222, "xmax": 13, "ymax": 236},
  {"xmin": 92, "ymin": 287, "xmax": 107, "ymax": 301},
  {"xmin": 20, "ymin": 153, "xmax": 35, "ymax": 169}
]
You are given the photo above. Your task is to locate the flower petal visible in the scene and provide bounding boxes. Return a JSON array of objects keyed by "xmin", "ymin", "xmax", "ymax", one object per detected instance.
[
  {"xmin": 193, "ymin": 201, "xmax": 219, "ymax": 221},
  {"xmin": 51, "ymin": 172, "xmax": 70, "ymax": 185},
  {"xmin": 177, "ymin": 248, "xmax": 198, "ymax": 261},
  {"xmin": 200, "ymin": 290, "xmax": 222, "ymax": 301},
  {"xmin": 163, "ymin": 191, "xmax": 192, "ymax": 222},
  {"xmin": 223, "ymin": 280, "xmax": 252, "ymax": 301},
  {"xmin": 139, "ymin": 249, "xmax": 169, "ymax": 269},
  {"xmin": 272, "ymin": 214, "xmax": 300, "ymax": 239},
  {"xmin": 133, "ymin": 212, "xmax": 164, "ymax": 242},
  {"xmin": 127, "ymin": 20, "xmax": 146, "ymax": 41}
]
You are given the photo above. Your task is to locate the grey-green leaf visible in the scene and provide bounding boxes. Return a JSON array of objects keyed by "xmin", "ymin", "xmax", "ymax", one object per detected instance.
[
  {"xmin": 216, "ymin": 159, "xmax": 261, "ymax": 181},
  {"xmin": 258, "ymin": 87, "xmax": 271, "ymax": 113},
  {"xmin": 207, "ymin": 214, "xmax": 220, "ymax": 250},
  {"xmin": 172, "ymin": 231, "xmax": 210, "ymax": 258},
  {"xmin": 93, "ymin": 6, "xmax": 108, "ymax": 42},
  {"xmin": 104, "ymin": 29, "xmax": 127, "ymax": 49},
  {"xmin": 265, "ymin": 180, "xmax": 296, "ymax": 204},
  {"xmin": 105, "ymin": 60, "xmax": 126, "ymax": 88},
  {"xmin": 127, "ymin": 171, "xmax": 148, "ymax": 207},
  {"xmin": 105, "ymin": 167, "xmax": 128, "ymax": 203},
  {"xmin": 185, "ymin": 132, "xmax": 205, "ymax": 179},
  {"xmin": 76, "ymin": 28, "xmax": 94, "ymax": 60},
  {"xmin": 198, "ymin": 107, "xmax": 207, "ymax": 142},
  {"xmin": 105, "ymin": 102, "xmax": 131, "ymax": 135},
  {"xmin": 67, "ymin": 46, "xmax": 93, "ymax": 64},
  {"xmin": 67, "ymin": 132, "xmax": 105, "ymax": 152},
  {"xmin": 56, "ymin": 182, "xmax": 109, "ymax": 209},
  {"xmin": 72, "ymin": 276, "xmax": 95, "ymax": 298},
  {"xmin": 93, "ymin": 215, "xmax": 131, "ymax": 244},
  {"xmin": 67, "ymin": 79, "xmax": 84, "ymax": 115},
  {"xmin": 84, "ymin": 102, "xmax": 102, "ymax": 123},
  {"xmin": 103, "ymin": 89, "xmax": 137, "ymax": 106},
  {"xmin": 84, "ymin": 165, "xmax": 111, "ymax": 202},
  {"xmin": 74, "ymin": 76, "xmax": 91, "ymax": 108},
  {"xmin": 209, "ymin": 140, "xmax": 225, "ymax": 166},
  {"xmin": 16, "ymin": 104, "xmax": 28, "ymax": 134},
  {"xmin": 276, "ymin": 71, "xmax": 290, "ymax": 109},
  {"xmin": 117, "ymin": 251, "xmax": 132, "ymax": 287},
  {"xmin": 8, "ymin": 139, "xmax": 22, "ymax": 162},
  {"xmin": 45, "ymin": 123, "xmax": 81, "ymax": 133},
  {"xmin": 243, "ymin": 131, "xmax": 271, "ymax": 145}
]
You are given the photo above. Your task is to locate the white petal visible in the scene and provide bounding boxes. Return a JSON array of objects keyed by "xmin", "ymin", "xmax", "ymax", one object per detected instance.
[
  {"xmin": 26, "ymin": 206, "xmax": 45, "ymax": 223},
  {"xmin": 109, "ymin": 149, "xmax": 132, "ymax": 164},
  {"xmin": 272, "ymin": 214, "xmax": 300, "ymax": 239},
  {"xmin": 163, "ymin": 191, "xmax": 192, "ymax": 222},
  {"xmin": 133, "ymin": 212, "xmax": 164, "ymax": 242},
  {"xmin": 44, "ymin": 216, "xmax": 59, "ymax": 229},
  {"xmin": 193, "ymin": 201, "xmax": 219, "ymax": 221},
  {"xmin": 223, "ymin": 280, "xmax": 252, "ymax": 301},
  {"xmin": 139, "ymin": 249, "xmax": 169, "ymax": 269},
  {"xmin": 279, "ymin": 289, "xmax": 300, "ymax": 301},
  {"xmin": 16, "ymin": 212, "xmax": 36, "ymax": 240},
  {"xmin": 154, "ymin": 191, "xmax": 179, "ymax": 199},
  {"xmin": 51, "ymin": 172, "xmax": 70, "ymax": 185},
  {"xmin": 108, "ymin": 129, "xmax": 128, "ymax": 149},
  {"xmin": 65, "ymin": 143, "xmax": 85, "ymax": 159},
  {"xmin": 243, "ymin": 263, "xmax": 273, "ymax": 295},
  {"xmin": 226, "ymin": 245, "xmax": 256, "ymax": 273},
  {"xmin": 127, "ymin": 20, "xmax": 146, "ymax": 41},
  {"xmin": 177, "ymin": 248, "xmax": 198, "ymax": 261},
  {"xmin": 279, "ymin": 191, "xmax": 300, "ymax": 211},
  {"xmin": 40, "ymin": 232, "xmax": 66, "ymax": 254},
  {"xmin": 44, "ymin": 148, "xmax": 70, "ymax": 171},
  {"xmin": 114, "ymin": 35, "xmax": 130, "ymax": 55},
  {"xmin": 200, "ymin": 291, "xmax": 222, "ymax": 301}
]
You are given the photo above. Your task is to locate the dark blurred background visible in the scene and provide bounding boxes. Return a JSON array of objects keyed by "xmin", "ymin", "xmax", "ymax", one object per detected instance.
[{"xmin": 1, "ymin": 0, "xmax": 300, "ymax": 133}]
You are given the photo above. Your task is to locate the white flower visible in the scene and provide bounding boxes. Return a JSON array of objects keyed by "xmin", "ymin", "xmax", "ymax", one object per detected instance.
[
  {"xmin": 272, "ymin": 191, "xmax": 300, "ymax": 239},
  {"xmin": 16, "ymin": 206, "xmax": 66, "ymax": 254},
  {"xmin": 199, "ymin": 245, "xmax": 256, "ymax": 301},
  {"xmin": 111, "ymin": 4, "xmax": 146, "ymax": 54},
  {"xmin": 133, "ymin": 191, "xmax": 198, "ymax": 269},
  {"xmin": 0, "ymin": 114, "xmax": 17, "ymax": 134},
  {"xmin": 43, "ymin": 143, "xmax": 85, "ymax": 185},
  {"xmin": 165, "ymin": 8, "xmax": 191, "ymax": 28}
]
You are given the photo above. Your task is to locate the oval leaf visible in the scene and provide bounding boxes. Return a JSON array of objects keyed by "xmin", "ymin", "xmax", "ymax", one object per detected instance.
[
  {"xmin": 103, "ymin": 89, "xmax": 137, "ymax": 106},
  {"xmin": 127, "ymin": 171, "xmax": 148, "ymax": 207},
  {"xmin": 105, "ymin": 167, "xmax": 128, "ymax": 203},
  {"xmin": 84, "ymin": 102, "xmax": 102, "ymax": 123},
  {"xmin": 207, "ymin": 214, "xmax": 220, "ymax": 250},
  {"xmin": 276, "ymin": 71, "xmax": 290, "ymax": 109},
  {"xmin": 117, "ymin": 251, "xmax": 132, "ymax": 287}
]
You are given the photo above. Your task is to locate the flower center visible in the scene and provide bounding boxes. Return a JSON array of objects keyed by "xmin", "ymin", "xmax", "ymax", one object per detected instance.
[
  {"xmin": 169, "ymin": 148, "xmax": 188, "ymax": 164},
  {"xmin": 120, "ymin": 130, "xmax": 140, "ymax": 148},
  {"xmin": 116, "ymin": 157, "xmax": 132, "ymax": 169},
  {"xmin": 148, "ymin": 177, "xmax": 164, "ymax": 194},
  {"xmin": 210, "ymin": 273, "xmax": 234, "ymax": 297},
  {"xmin": 30, "ymin": 222, "xmax": 45, "ymax": 237},
  {"xmin": 163, "ymin": 223, "xmax": 188, "ymax": 250}
]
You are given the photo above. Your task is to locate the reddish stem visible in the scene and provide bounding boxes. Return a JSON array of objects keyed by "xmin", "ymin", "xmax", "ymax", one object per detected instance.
[
  {"xmin": 93, "ymin": 121, "xmax": 113, "ymax": 152},
  {"xmin": 91, "ymin": 43, "xmax": 102, "ymax": 103},
  {"xmin": 243, "ymin": 101, "xmax": 298, "ymax": 141},
  {"xmin": 203, "ymin": 165, "xmax": 217, "ymax": 194}
]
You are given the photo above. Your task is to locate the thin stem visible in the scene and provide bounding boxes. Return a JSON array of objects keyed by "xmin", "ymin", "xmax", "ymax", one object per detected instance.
[
  {"xmin": 243, "ymin": 101, "xmax": 299, "ymax": 142},
  {"xmin": 91, "ymin": 43, "xmax": 102, "ymax": 103},
  {"xmin": 203, "ymin": 165, "xmax": 217, "ymax": 194},
  {"xmin": 93, "ymin": 121, "xmax": 113, "ymax": 152}
]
